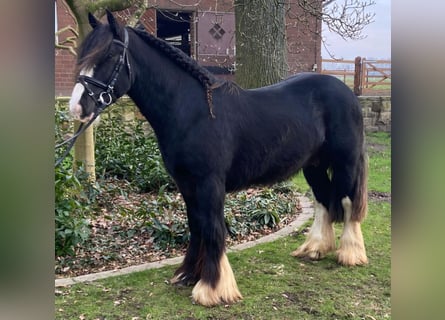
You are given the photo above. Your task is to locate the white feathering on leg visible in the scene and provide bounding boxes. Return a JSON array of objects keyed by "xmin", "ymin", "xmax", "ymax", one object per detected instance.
[
  {"xmin": 192, "ymin": 253, "xmax": 242, "ymax": 307},
  {"xmin": 291, "ymin": 201, "xmax": 335, "ymax": 259},
  {"xmin": 337, "ymin": 197, "xmax": 368, "ymax": 266}
]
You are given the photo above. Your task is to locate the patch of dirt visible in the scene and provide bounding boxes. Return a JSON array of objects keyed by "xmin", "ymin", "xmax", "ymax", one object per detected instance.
[
  {"xmin": 369, "ymin": 190, "xmax": 391, "ymax": 202},
  {"xmin": 366, "ymin": 140, "xmax": 389, "ymax": 153}
]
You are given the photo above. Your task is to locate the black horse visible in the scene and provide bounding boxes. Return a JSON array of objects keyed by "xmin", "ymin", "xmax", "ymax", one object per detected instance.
[{"xmin": 69, "ymin": 11, "xmax": 368, "ymax": 306}]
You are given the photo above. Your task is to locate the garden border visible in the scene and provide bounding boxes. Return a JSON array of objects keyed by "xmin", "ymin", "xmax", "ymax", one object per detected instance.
[{"xmin": 55, "ymin": 195, "xmax": 314, "ymax": 287}]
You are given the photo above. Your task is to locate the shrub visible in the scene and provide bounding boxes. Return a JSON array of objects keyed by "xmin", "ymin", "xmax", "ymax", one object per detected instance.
[
  {"xmin": 54, "ymin": 101, "xmax": 176, "ymax": 256},
  {"xmin": 140, "ymin": 185, "xmax": 189, "ymax": 250},
  {"xmin": 94, "ymin": 111, "xmax": 174, "ymax": 192},
  {"xmin": 55, "ymin": 101, "xmax": 93, "ymax": 257},
  {"xmin": 224, "ymin": 183, "xmax": 298, "ymax": 236},
  {"xmin": 245, "ymin": 187, "xmax": 287, "ymax": 227},
  {"xmin": 55, "ymin": 165, "xmax": 92, "ymax": 257}
]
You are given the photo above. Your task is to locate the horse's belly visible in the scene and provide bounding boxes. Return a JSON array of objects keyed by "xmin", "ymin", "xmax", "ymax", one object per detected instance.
[{"xmin": 225, "ymin": 154, "xmax": 306, "ymax": 192}]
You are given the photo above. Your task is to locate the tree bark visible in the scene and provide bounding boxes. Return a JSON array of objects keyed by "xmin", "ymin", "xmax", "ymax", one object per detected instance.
[{"xmin": 234, "ymin": 0, "xmax": 287, "ymax": 89}]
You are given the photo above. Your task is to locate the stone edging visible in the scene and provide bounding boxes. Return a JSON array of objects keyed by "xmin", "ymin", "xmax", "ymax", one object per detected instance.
[{"xmin": 55, "ymin": 196, "xmax": 314, "ymax": 287}]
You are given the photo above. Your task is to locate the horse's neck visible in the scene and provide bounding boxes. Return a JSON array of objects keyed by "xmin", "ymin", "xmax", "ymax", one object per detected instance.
[{"xmin": 127, "ymin": 41, "xmax": 196, "ymax": 139}]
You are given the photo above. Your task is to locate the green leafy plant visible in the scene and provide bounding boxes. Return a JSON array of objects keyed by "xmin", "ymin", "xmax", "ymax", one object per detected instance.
[
  {"xmin": 251, "ymin": 209, "xmax": 280, "ymax": 227},
  {"xmin": 246, "ymin": 185, "xmax": 292, "ymax": 227},
  {"xmin": 94, "ymin": 111, "xmax": 174, "ymax": 192},
  {"xmin": 150, "ymin": 217, "xmax": 190, "ymax": 250},
  {"xmin": 55, "ymin": 165, "xmax": 92, "ymax": 257},
  {"xmin": 55, "ymin": 102, "xmax": 94, "ymax": 257},
  {"xmin": 144, "ymin": 186, "xmax": 189, "ymax": 250},
  {"xmin": 224, "ymin": 184, "xmax": 298, "ymax": 234}
]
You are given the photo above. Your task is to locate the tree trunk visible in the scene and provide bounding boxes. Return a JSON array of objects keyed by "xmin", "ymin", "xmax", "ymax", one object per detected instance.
[
  {"xmin": 234, "ymin": 0, "xmax": 287, "ymax": 89},
  {"xmin": 71, "ymin": 2, "xmax": 96, "ymax": 180}
]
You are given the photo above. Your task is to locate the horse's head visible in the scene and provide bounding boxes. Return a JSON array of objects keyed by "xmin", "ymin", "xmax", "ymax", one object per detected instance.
[{"xmin": 69, "ymin": 10, "xmax": 132, "ymax": 122}]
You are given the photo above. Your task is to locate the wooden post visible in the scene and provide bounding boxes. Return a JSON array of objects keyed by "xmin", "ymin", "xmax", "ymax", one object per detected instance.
[
  {"xmin": 361, "ymin": 58, "xmax": 368, "ymax": 94},
  {"xmin": 73, "ymin": 121, "xmax": 96, "ymax": 182},
  {"xmin": 354, "ymin": 56, "xmax": 362, "ymax": 96},
  {"xmin": 72, "ymin": 14, "xmax": 96, "ymax": 181}
]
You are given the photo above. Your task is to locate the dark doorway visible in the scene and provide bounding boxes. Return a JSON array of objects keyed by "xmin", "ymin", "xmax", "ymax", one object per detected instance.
[{"xmin": 156, "ymin": 10, "xmax": 191, "ymax": 56}]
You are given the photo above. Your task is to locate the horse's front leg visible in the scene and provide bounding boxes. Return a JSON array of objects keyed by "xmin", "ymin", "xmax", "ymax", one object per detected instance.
[
  {"xmin": 170, "ymin": 192, "xmax": 202, "ymax": 287},
  {"xmin": 173, "ymin": 176, "xmax": 242, "ymax": 306}
]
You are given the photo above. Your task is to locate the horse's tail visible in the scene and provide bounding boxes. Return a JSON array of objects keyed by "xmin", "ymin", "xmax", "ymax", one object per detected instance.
[
  {"xmin": 351, "ymin": 144, "xmax": 368, "ymax": 222},
  {"xmin": 328, "ymin": 136, "xmax": 368, "ymax": 223}
]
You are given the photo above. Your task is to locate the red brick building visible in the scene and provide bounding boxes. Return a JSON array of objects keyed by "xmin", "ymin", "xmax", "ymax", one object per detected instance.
[{"xmin": 55, "ymin": 0, "xmax": 322, "ymax": 96}]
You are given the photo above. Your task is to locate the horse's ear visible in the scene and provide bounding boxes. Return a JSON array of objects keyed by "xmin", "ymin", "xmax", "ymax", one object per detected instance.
[
  {"xmin": 135, "ymin": 21, "xmax": 145, "ymax": 32},
  {"xmin": 88, "ymin": 12, "xmax": 101, "ymax": 29},
  {"xmin": 106, "ymin": 9, "xmax": 121, "ymax": 38}
]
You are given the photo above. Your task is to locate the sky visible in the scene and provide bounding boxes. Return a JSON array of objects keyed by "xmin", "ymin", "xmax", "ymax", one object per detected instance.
[{"xmin": 321, "ymin": 0, "xmax": 391, "ymax": 60}]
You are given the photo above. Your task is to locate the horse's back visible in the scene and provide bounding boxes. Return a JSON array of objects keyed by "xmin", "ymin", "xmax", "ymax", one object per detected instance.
[{"xmin": 245, "ymin": 72, "xmax": 360, "ymax": 114}]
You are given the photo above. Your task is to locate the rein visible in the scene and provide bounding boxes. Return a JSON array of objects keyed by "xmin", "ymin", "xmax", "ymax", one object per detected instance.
[
  {"xmin": 55, "ymin": 112, "xmax": 101, "ymax": 167},
  {"xmin": 55, "ymin": 29, "xmax": 130, "ymax": 167}
]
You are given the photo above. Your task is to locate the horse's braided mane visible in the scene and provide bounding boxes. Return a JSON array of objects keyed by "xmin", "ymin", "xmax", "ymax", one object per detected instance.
[{"xmin": 131, "ymin": 26, "xmax": 221, "ymax": 90}]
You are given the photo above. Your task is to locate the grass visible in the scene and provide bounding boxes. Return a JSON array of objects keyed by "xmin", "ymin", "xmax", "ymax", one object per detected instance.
[
  {"xmin": 55, "ymin": 132, "xmax": 391, "ymax": 319},
  {"xmin": 366, "ymin": 132, "xmax": 391, "ymax": 192}
]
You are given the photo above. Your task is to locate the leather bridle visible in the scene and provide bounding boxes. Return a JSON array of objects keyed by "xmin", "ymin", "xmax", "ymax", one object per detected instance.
[
  {"xmin": 78, "ymin": 29, "xmax": 131, "ymax": 109},
  {"xmin": 55, "ymin": 28, "xmax": 131, "ymax": 167}
]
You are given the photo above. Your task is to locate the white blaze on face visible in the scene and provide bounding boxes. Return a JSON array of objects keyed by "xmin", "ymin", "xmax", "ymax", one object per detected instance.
[{"xmin": 69, "ymin": 67, "xmax": 94, "ymax": 120}]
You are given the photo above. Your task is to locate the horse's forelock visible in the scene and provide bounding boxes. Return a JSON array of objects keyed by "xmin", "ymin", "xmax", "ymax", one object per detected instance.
[{"xmin": 76, "ymin": 26, "xmax": 114, "ymax": 75}]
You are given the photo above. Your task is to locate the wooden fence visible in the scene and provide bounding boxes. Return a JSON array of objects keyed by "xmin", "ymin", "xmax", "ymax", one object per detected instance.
[{"xmin": 321, "ymin": 57, "xmax": 391, "ymax": 96}]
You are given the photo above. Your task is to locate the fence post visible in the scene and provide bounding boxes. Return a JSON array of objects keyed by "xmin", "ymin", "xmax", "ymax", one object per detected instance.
[{"xmin": 354, "ymin": 56, "xmax": 362, "ymax": 96}]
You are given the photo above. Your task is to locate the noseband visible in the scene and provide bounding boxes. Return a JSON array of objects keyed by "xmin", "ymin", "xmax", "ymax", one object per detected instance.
[{"xmin": 55, "ymin": 28, "xmax": 131, "ymax": 167}]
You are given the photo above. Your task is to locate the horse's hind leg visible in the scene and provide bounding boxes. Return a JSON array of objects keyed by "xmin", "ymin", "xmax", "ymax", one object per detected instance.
[
  {"xmin": 291, "ymin": 165, "xmax": 336, "ymax": 260},
  {"xmin": 334, "ymin": 152, "xmax": 368, "ymax": 266},
  {"xmin": 325, "ymin": 145, "xmax": 368, "ymax": 266},
  {"xmin": 336, "ymin": 196, "xmax": 368, "ymax": 266}
]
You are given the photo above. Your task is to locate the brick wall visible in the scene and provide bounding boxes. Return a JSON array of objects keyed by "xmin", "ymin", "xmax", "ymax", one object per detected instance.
[
  {"xmin": 55, "ymin": 0, "xmax": 76, "ymax": 96},
  {"xmin": 285, "ymin": 2, "xmax": 322, "ymax": 74}
]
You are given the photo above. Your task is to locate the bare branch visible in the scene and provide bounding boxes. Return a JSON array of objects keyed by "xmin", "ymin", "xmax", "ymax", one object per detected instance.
[
  {"xmin": 55, "ymin": 26, "xmax": 79, "ymax": 56},
  {"xmin": 287, "ymin": 0, "xmax": 376, "ymax": 41},
  {"xmin": 321, "ymin": 0, "xmax": 376, "ymax": 40},
  {"xmin": 112, "ymin": 0, "xmax": 150, "ymax": 27},
  {"xmin": 322, "ymin": 0, "xmax": 336, "ymax": 7},
  {"xmin": 89, "ymin": 0, "xmax": 140, "ymax": 17}
]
